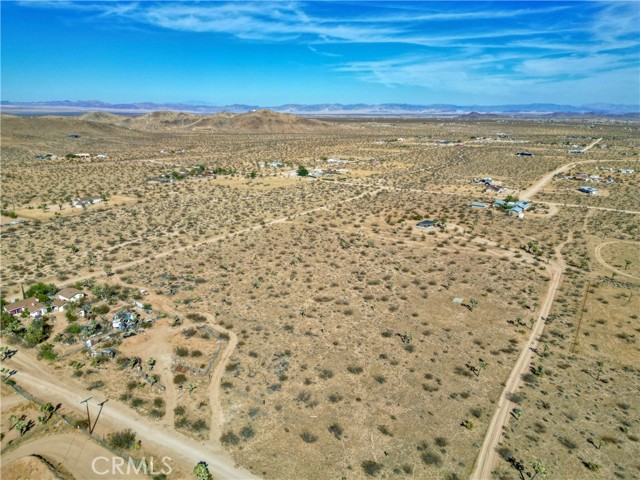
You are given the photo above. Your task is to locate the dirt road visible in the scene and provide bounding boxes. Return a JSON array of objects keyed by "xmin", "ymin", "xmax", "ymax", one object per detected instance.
[
  {"xmin": 41, "ymin": 187, "xmax": 378, "ymax": 294},
  {"xmin": 582, "ymin": 137, "xmax": 602, "ymax": 153},
  {"xmin": 2, "ymin": 432, "xmax": 147, "ymax": 479},
  {"xmin": 3, "ymin": 352, "xmax": 260, "ymax": 480},
  {"xmin": 470, "ymin": 240, "xmax": 567, "ymax": 479},
  {"xmin": 517, "ymin": 153, "xmax": 638, "ymax": 202},
  {"xmin": 537, "ymin": 202, "xmax": 640, "ymax": 215},
  {"xmin": 594, "ymin": 240, "xmax": 640, "ymax": 280}
]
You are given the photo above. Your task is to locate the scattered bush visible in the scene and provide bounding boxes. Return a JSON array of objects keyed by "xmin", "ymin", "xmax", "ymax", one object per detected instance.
[
  {"xmin": 362, "ymin": 460, "xmax": 383, "ymax": 477},
  {"xmin": 107, "ymin": 429, "xmax": 137, "ymax": 450},
  {"xmin": 300, "ymin": 431, "xmax": 318, "ymax": 443},
  {"xmin": 220, "ymin": 430, "xmax": 240, "ymax": 445}
]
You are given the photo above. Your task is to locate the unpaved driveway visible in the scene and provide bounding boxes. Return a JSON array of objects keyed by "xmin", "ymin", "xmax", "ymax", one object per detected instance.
[{"xmin": 3, "ymin": 352, "xmax": 260, "ymax": 480}]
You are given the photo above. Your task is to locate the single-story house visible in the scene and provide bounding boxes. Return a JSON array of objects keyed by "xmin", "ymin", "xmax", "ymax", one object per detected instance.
[
  {"xmin": 3, "ymin": 297, "xmax": 48, "ymax": 317},
  {"xmin": 569, "ymin": 150, "xmax": 584, "ymax": 154},
  {"xmin": 75, "ymin": 153, "xmax": 91, "ymax": 158},
  {"xmin": 72, "ymin": 197, "xmax": 102, "ymax": 208},
  {"xmin": 96, "ymin": 154, "xmax": 107, "ymax": 159},
  {"xmin": 416, "ymin": 220, "xmax": 438, "ymax": 229},
  {"xmin": 270, "ymin": 162, "xmax": 284, "ymax": 167},
  {"xmin": 618, "ymin": 169, "xmax": 635, "ymax": 174},
  {"xmin": 51, "ymin": 298, "xmax": 67, "ymax": 312},
  {"xmin": 58, "ymin": 288, "xmax": 85, "ymax": 302},
  {"xmin": 471, "ymin": 202, "xmax": 488, "ymax": 208},
  {"xmin": 485, "ymin": 184, "xmax": 503, "ymax": 193},
  {"xmin": 579, "ymin": 186, "xmax": 598, "ymax": 195},
  {"xmin": 516, "ymin": 152, "xmax": 534, "ymax": 157}
]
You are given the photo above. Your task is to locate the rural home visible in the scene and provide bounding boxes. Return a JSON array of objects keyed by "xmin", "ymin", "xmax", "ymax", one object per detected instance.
[
  {"xmin": 579, "ymin": 186, "xmax": 598, "ymax": 195},
  {"xmin": 72, "ymin": 197, "xmax": 102, "ymax": 208},
  {"xmin": 516, "ymin": 151, "xmax": 534, "ymax": 157},
  {"xmin": 75, "ymin": 153, "xmax": 91, "ymax": 158},
  {"xmin": 51, "ymin": 298, "xmax": 67, "ymax": 312},
  {"xmin": 58, "ymin": 288, "xmax": 85, "ymax": 302},
  {"xmin": 3, "ymin": 297, "xmax": 48, "ymax": 317},
  {"xmin": 416, "ymin": 219, "xmax": 439, "ymax": 229}
]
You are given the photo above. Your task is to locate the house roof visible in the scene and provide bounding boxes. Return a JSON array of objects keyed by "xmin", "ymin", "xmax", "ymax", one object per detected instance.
[
  {"xmin": 58, "ymin": 287, "xmax": 84, "ymax": 299},
  {"xmin": 4, "ymin": 297, "xmax": 42, "ymax": 312},
  {"xmin": 52, "ymin": 299, "xmax": 67, "ymax": 308}
]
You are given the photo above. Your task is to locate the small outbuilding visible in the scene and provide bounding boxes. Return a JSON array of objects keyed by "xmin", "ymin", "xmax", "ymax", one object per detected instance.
[{"xmin": 579, "ymin": 186, "xmax": 598, "ymax": 195}]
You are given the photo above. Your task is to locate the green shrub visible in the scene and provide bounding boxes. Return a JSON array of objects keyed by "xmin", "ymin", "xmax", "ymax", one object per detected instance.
[
  {"xmin": 300, "ymin": 431, "xmax": 318, "ymax": 443},
  {"xmin": 107, "ymin": 429, "xmax": 137, "ymax": 449},
  {"xmin": 422, "ymin": 450, "xmax": 443, "ymax": 466},
  {"xmin": 362, "ymin": 460, "xmax": 383, "ymax": 477},
  {"xmin": 220, "ymin": 430, "xmax": 240, "ymax": 445},
  {"xmin": 240, "ymin": 425, "xmax": 255, "ymax": 440}
]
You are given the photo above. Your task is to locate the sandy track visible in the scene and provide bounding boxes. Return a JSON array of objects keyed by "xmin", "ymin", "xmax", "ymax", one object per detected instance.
[
  {"xmin": 471, "ymin": 239, "xmax": 568, "ymax": 479},
  {"xmin": 3, "ymin": 352, "xmax": 260, "ymax": 480},
  {"xmin": 48, "ymin": 187, "xmax": 378, "ymax": 293},
  {"xmin": 517, "ymin": 152, "xmax": 639, "ymax": 202},
  {"xmin": 537, "ymin": 202, "xmax": 640, "ymax": 215},
  {"xmin": 2, "ymin": 432, "xmax": 146, "ymax": 479},
  {"xmin": 594, "ymin": 240, "xmax": 640, "ymax": 280}
]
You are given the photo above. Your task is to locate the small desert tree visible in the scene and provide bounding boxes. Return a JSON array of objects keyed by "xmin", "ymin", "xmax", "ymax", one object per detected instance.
[
  {"xmin": 529, "ymin": 460, "xmax": 548, "ymax": 479},
  {"xmin": 193, "ymin": 461, "xmax": 211, "ymax": 480}
]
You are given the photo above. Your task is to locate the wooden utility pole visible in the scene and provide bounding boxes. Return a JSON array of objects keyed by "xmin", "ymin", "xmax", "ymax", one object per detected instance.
[{"xmin": 80, "ymin": 397, "xmax": 92, "ymax": 430}]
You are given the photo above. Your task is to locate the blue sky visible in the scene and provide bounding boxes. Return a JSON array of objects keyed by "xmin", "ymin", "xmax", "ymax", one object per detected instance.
[{"xmin": 2, "ymin": 1, "xmax": 639, "ymax": 106}]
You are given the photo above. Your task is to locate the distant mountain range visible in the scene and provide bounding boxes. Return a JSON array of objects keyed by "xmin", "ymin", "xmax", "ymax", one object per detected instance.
[{"xmin": 1, "ymin": 100, "xmax": 638, "ymax": 116}]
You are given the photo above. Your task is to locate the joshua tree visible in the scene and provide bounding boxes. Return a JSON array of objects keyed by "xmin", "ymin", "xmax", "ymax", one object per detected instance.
[
  {"xmin": 624, "ymin": 259, "xmax": 632, "ymax": 270},
  {"xmin": 147, "ymin": 358, "xmax": 156, "ymax": 370},
  {"xmin": 193, "ymin": 461, "xmax": 211, "ymax": 480},
  {"xmin": 594, "ymin": 360, "xmax": 604, "ymax": 381},
  {"xmin": 469, "ymin": 298, "xmax": 478, "ymax": 312},
  {"xmin": 529, "ymin": 460, "xmax": 548, "ymax": 479}
]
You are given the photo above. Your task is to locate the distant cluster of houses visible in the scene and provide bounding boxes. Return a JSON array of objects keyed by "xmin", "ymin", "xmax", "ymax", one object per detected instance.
[
  {"xmin": 464, "ymin": 199, "xmax": 532, "ymax": 218},
  {"xmin": 557, "ymin": 173, "xmax": 614, "ymax": 184},
  {"xmin": 3, "ymin": 288, "xmax": 85, "ymax": 318},
  {"xmin": 597, "ymin": 167, "xmax": 635, "ymax": 174},
  {"xmin": 34, "ymin": 153, "xmax": 107, "ymax": 160}
]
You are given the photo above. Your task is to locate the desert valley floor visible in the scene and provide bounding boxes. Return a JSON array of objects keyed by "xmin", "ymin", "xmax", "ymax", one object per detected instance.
[{"xmin": 1, "ymin": 111, "xmax": 639, "ymax": 480}]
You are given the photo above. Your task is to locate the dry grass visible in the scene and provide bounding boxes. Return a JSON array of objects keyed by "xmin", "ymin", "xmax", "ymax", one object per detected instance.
[{"xmin": 1, "ymin": 113, "xmax": 638, "ymax": 480}]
